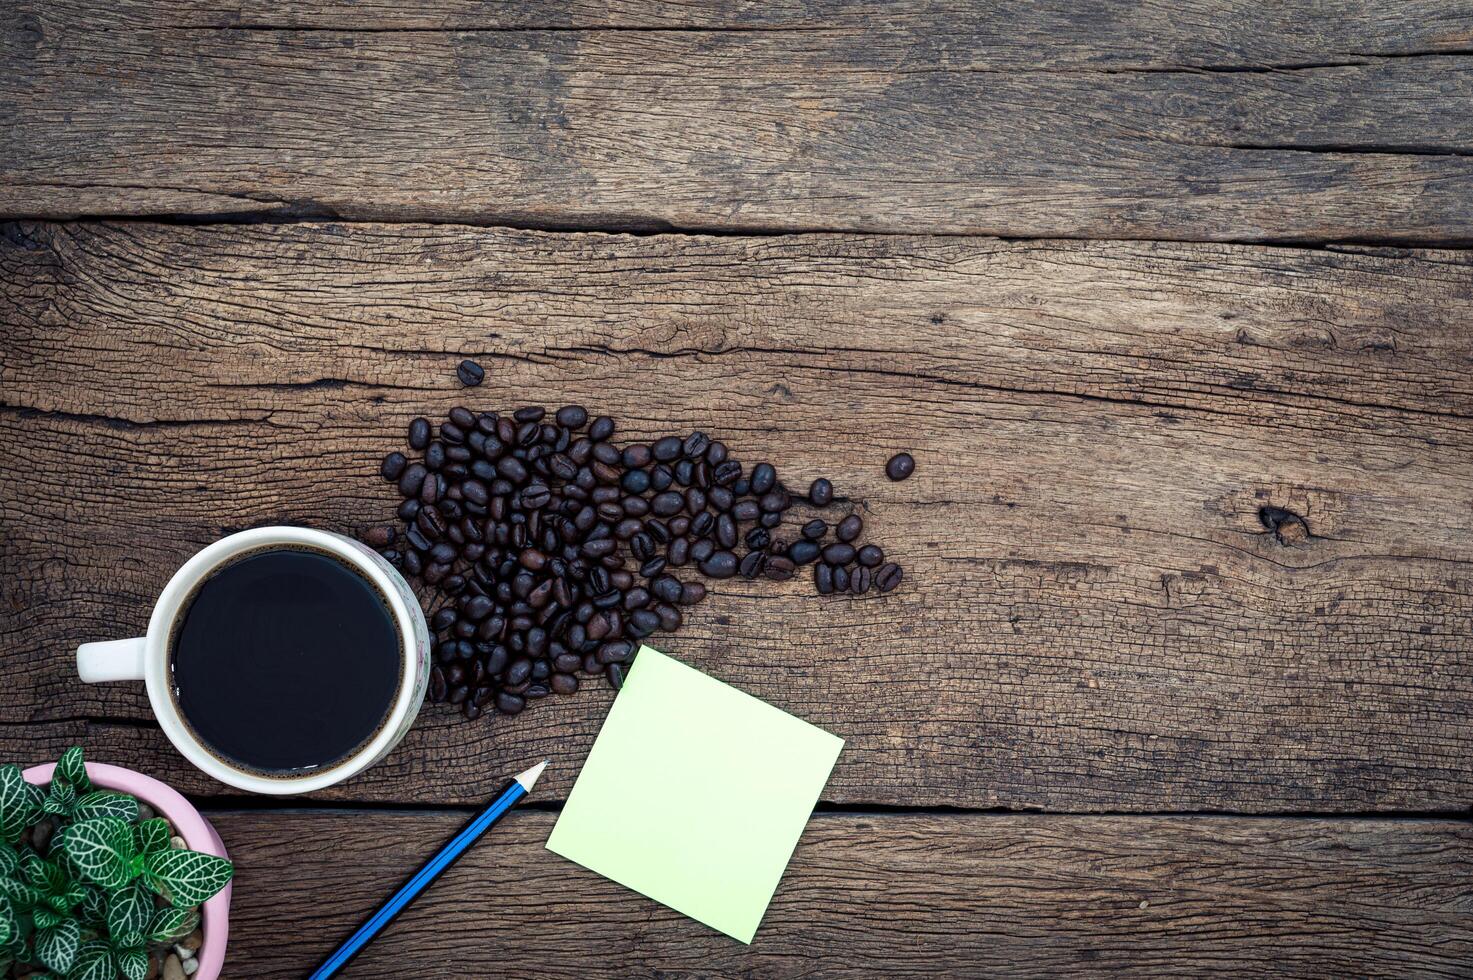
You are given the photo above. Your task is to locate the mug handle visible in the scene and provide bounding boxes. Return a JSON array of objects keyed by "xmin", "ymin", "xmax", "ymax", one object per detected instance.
[{"xmin": 77, "ymin": 638, "xmax": 147, "ymax": 683}]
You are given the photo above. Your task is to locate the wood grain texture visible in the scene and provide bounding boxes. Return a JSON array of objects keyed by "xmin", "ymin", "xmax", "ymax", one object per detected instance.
[
  {"xmin": 2, "ymin": 221, "xmax": 1471, "ymax": 811},
  {"xmin": 4, "ymin": 3, "xmax": 1473, "ymax": 240},
  {"xmin": 212, "ymin": 810, "xmax": 1473, "ymax": 977}
]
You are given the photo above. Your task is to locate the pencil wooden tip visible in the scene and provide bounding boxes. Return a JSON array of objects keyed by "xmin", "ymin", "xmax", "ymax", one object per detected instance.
[{"xmin": 514, "ymin": 760, "xmax": 548, "ymax": 792}]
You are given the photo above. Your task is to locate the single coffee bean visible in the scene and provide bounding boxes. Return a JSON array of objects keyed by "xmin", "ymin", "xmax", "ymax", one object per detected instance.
[
  {"xmin": 640, "ymin": 556, "xmax": 667, "ymax": 578},
  {"xmin": 513, "ymin": 406, "xmax": 546, "ymax": 424},
  {"xmin": 705, "ymin": 441, "xmax": 727, "ymax": 465},
  {"xmin": 551, "ymin": 672, "xmax": 579, "ymax": 695},
  {"xmin": 589, "ymin": 416, "xmax": 615, "ymax": 441},
  {"xmin": 690, "ymin": 538, "xmax": 715, "ymax": 563},
  {"xmin": 364, "ymin": 526, "xmax": 395, "ymax": 548},
  {"xmin": 802, "ymin": 519, "xmax": 827, "ymax": 540},
  {"xmin": 623, "ymin": 444, "xmax": 653, "ymax": 468},
  {"xmin": 832, "ymin": 565, "xmax": 850, "ymax": 592},
  {"xmin": 622, "ymin": 469, "xmax": 651, "ymax": 494},
  {"xmin": 667, "ymin": 537, "xmax": 690, "ymax": 566},
  {"xmin": 682, "ymin": 431, "xmax": 711, "ymax": 458},
  {"xmin": 555, "ymin": 405, "xmax": 588, "ymax": 429},
  {"xmin": 623, "ymin": 587, "xmax": 652, "ymax": 611},
  {"xmin": 441, "ymin": 421, "xmax": 467, "ymax": 444},
  {"xmin": 679, "ymin": 581, "xmax": 707, "ymax": 605},
  {"xmin": 837, "ymin": 514, "xmax": 863, "ymax": 542},
  {"xmin": 653, "ymin": 436, "xmax": 683, "ymax": 462},
  {"xmin": 398, "ymin": 463, "xmax": 427, "ymax": 498},
  {"xmin": 685, "ymin": 487, "xmax": 707, "ymax": 515},
  {"xmin": 750, "ymin": 462, "xmax": 777, "ymax": 495},
  {"xmin": 808, "ymin": 478, "xmax": 833, "ymax": 506},
  {"xmin": 408, "ymin": 418, "xmax": 431, "ymax": 449},
  {"xmin": 814, "ymin": 563, "xmax": 834, "ymax": 594},
  {"xmin": 607, "ymin": 663, "xmax": 626, "ymax": 690},
  {"xmin": 649, "ymin": 464, "xmax": 673, "ymax": 492},
  {"xmin": 850, "ymin": 565, "xmax": 872, "ymax": 594},
  {"xmin": 739, "ymin": 550, "xmax": 766, "ymax": 579},
  {"xmin": 857, "ymin": 544, "xmax": 884, "ymax": 567},
  {"xmin": 690, "ymin": 511, "xmax": 715, "ymax": 538},
  {"xmin": 598, "ymin": 640, "xmax": 635, "ymax": 664},
  {"xmin": 629, "ymin": 608, "xmax": 661, "ymax": 637},
  {"xmin": 822, "ymin": 543, "xmax": 856, "ymax": 565},
  {"xmin": 449, "ymin": 407, "xmax": 477, "ymax": 429},
  {"xmin": 788, "ymin": 540, "xmax": 821, "ymax": 565},
  {"xmin": 430, "ymin": 542, "xmax": 457, "ymax": 565},
  {"xmin": 506, "ymin": 657, "xmax": 533, "ymax": 685},
  {"xmin": 429, "ymin": 666, "xmax": 447, "ymax": 702},
  {"xmin": 716, "ymin": 513, "xmax": 738, "ymax": 549},
  {"xmin": 886, "ymin": 452, "xmax": 915, "ymax": 481},
  {"xmin": 651, "ymin": 491, "xmax": 684, "ymax": 517},
  {"xmin": 875, "ymin": 562, "xmax": 903, "ymax": 592},
  {"xmin": 745, "ymin": 527, "xmax": 770, "ymax": 550},
  {"xmin": 456, "ymin": 359, "xmax": 485, "ymax": 386},
  {"xmin": 496, "ymin": 691, "xmax": 525, "ymax": 715},
  {"xmin": 431, "ymin": 608, "xmax": 457, "ymax": 631},
  {"xmin": 419, "ymin": 473, "xmax": 441, "ymax": 505},
  {"xmin": 732, "ymin": 500, "xmax": 760, "ymax": 522},
  {"xmin": 760, "ymin": 511, "xmax": 782, "ymax": 528},
  {"xmin": 424, "ymin": 441, "xmax": 446, "ymax": 471},
  {"xmin": 593, "ymin": 442, "xmax": 620, "ymax": 465},
  {"xmin": 497, "ymin": 456, "xmax": 529, "ymax": 483},
  {"xmin": 651, "ymin": 575, "xmax": 683, "ymax": 604},
  {"xmin": 381, "ymin": 452, "xmax": 407, "ymax": 481},
  {"xmin": 699, "ymin": 550, "xmax": 738, "ymax": 578},
  {"xmin": 656, "ymin": 603, "xmax": 682, "ymax": 631},
  {"xmin": 765, "ymin": 556, "xmax": 796, "ymax": 581},
  {"xmin": 759, "ymin": 490, "xmax": 789, "ymax": 513},
  {"xmin": 713, "ymin": 460, "xmax": 742, "ymax": 485}
]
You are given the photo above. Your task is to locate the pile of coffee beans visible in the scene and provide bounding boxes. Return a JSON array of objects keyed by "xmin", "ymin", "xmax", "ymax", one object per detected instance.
[{"xmin": 365, "ymin": 397, "xmax": 906, "ymax": 719}]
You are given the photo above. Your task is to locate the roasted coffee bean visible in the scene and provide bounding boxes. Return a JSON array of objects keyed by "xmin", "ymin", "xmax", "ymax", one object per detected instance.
[
  {"xmin": 857, "ymin": 544, "xmax": 884, "ymax": 567},
  {"xmin": 644, "ymin": 519, "xmax": 670, "ymax": 544},
  {"xmin": 622, "ymin": 468, "xmax": 651, "ymax": 494},
  {"xmin": 551, "ymin": 672, "xmax": 579, "ymax": 695},
  {"xmin": 522, "ymin": 483, "xmax": 551, "ymax": 509},
  {"xmin": 750, "ymin": 463, "xmax": 777, "ymax": 495},
  {"xmin": 765, "ymin": 556, "xmax": 796, "ymax": 580},
  {"xmin": 513, "ymin": 406, "xmax": 546, "ymax": 424},
  {"xmin": 593, "ymin": 442, "xmax": 621, "ymax": 466},
  {"xmin": 398, "ymin": 463, "xmax": 427, "ymax": 498},
  {"xmin": 682, "ymin": 431, "xmax": 710, "ymax": 458},
  {"xmin": 808, "ymin": 478, "xmax": 833, "ymax": 506},
  {"xmin": 381, "ymin": 452, "xmax": 407, "ymax": 481},
  {"xmin": 760, "ymin": 510, "xmax": 783, "ymax": 528},
  {"xmin": 449, "ymin": 407, "xmax": 477, "ymax": 430},
  {"xmin": 759, "ymin": 490, "xmax": 789, "ymax": 513},
  {"xmin": 832, "ymin": 565, "xmax": 850, "ymax": 592},
  {"xmin": 705, "ymin": 441, "xmax": 727, "ymax": 465},
  {"xmin": 419, "ymin": 473, "xmax": 442, "ymax": 505},
  {"xmin": 673, "ymin": 459, "xmax": 694, "ymax": 486},
  {"xmin": 685, "ymin": 487, "xmax": 707, "ymax": 514},
  {"xmin": 653, "ymin": 436, "xmax": 683, "ymax": 461},
  {"xmin": 745, "ymin": 527, "xmax": 770, "ymax": 550},
  {"xmin": 690, "ymin": 538, "xmax": 715, "ymax": 563},
  {"xmin": 667, "ymin": 537, "xmax": 690, "ymax": 566},
  {"xmin": 588, "ymin": 416, "xmax": 615, "ymax": 441},
  {"xmin": 423, "ymin": 441, "xmax": 446, "ymax": 471},
  {"xmin": 629, "ymin": 608, "xmax": 661, "ymax": 637},
  {"xmin": 731, "ymin": 500, "xmax": 760, "ymax": 522},
  {"xmin": 623, "ymin": 587, "xmax": 651, "ymax": 611},
  {"xmin": 431, "ymin": 608, "xmax": 458, "ymax": 631},
  {"xmin": 690, "ymin": 511, "xmax": 715, "ymax": 538},
  {"xmin": 707, "ymin": 486, "xmax": 733, "ymax": 512},
  {"xmin": 623, "ymin": 444, "xmax": 652, "ymax": 468},
  {"xmin": 711, "ymin": 512, "xmax": 735, "ymax": 549},
  {"xmin": 850, "ymin": 565, "xmax": 872, "ymax": 594},
  {"xmin": 814, "ymin": 563, "xmax": 833, "ymax": 594},
  {"xmin": 598, "ymin": 640, "xmax": 635, "ymax": 665},
  {"xmin": 886, "ymin": 452, "xmax": 915, "ymax": 481},
  {"xmin": 651, "ymin": 491, "xmax": 684, "ymax": 517},
  {"xmin": 497, "ymin": 456, "xmax": 528, "ymax": 483},
  {"xmin": 496, "ymin": 691, "xmax": 525, "ymax": 714},
  {"xmin": 606, "ymin": 663, "xmax": 626, "ymax": 690},
  {"xmin": 651, "ymin": 575, "xmax": 684, "ymax": 604},
  {"xmin": 555, "ymin": 405, "xmax": 588, "ymax": 429},
  {"xmin": 506, "ymin": 657, "xmax": 533, "ymax": 685},
  {"xmin": 822, "ymin": 543, "xmax": 856, "ymax": 565},
  {"xmin": 837, "ymin": 514, "xmax": 863, "ymax": 542},
  {"xmin": 699, "ymin": 550, "xmax": 738, "ymax": 578},
  {"xmin": 430, "ymin": 542, "xmax": 458, "ymax": 565},
  {"xmin": 788, "ymin": 540, "xmax": 821, "ymax": 565},
  {"xmin": 429, "ymin": 667, "xmax": 448, "ymax": 702},
  {"xmin": 802, "ymin": 519, "xmax": 827, "ymax": 540},
  {"xmin": 640, "ymin": 556, "xmax": 667, "ymax": 578},
  {"xmin": 403, "ymin": 550, "xmax": 424, "ymax": 576},
  {"xmin": 679, "ymin": 581, "xmax": 707, "ymax": 605},
  {"xmin": 739, "ymin": 550, "xmax": 766, "ymax": 579},
  {"xmin": 614, "ymin": 517, "xmax": 642, "ymax": 540},
  {"xmin": 876, "ymin": 562, "xmax": 903, "ymax": 592},
  {"xmin": 441, "ymin": 421, "xmax": 467, "ymax": 445},
  {"xmin": 408, "ymin": 418, "xmax": 432, "ymax": 449},
  {"xmin": 649, "ymin": 464, "xmax": 673, "ymax": 492},
  {"xmin": 713, "ymin": 460, "xmax": 742, "ymax": 485},
  {"xmin": 364, "ymin": 525, "xmax": 396, "ymax": 548}
]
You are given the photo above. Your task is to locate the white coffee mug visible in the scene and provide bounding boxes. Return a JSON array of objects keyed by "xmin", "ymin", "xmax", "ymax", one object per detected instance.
[{"xmin": 76, "ymin": 526, "xmax": 430, "ymax": 795}]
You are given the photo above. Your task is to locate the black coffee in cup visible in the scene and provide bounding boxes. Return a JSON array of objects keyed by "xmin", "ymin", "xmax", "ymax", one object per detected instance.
[{"xmin": 168, "ymin": 546, "xmax": 403, "ymax": 776}]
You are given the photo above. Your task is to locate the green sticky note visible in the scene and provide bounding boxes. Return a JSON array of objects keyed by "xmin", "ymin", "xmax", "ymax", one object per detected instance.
[{"xmin": 546, "ymin": 645, "xmax": 843, "ymax": 943}]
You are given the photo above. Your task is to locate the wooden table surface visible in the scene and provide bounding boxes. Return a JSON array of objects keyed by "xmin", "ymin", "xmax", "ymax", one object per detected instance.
[{"xmin": 3, "ymin": 2, "xmax": 1472, "ymax": 976}]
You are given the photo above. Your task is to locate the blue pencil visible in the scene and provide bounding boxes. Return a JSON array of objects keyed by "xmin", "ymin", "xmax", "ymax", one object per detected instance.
[{"xmin": 309, "ymin": 761, "xmax": 548, "ymax": 979}]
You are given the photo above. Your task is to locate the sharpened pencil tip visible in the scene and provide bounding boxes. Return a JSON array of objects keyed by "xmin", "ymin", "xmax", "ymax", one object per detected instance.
[{"xmin": 514, "ymin": 760, "xmax": 548, "ymax": 792}]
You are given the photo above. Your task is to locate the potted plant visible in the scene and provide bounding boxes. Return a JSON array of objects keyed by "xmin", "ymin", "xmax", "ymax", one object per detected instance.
[{"xmin": 1, "ymin": 748, "xmax": 233, "ymax": 980}]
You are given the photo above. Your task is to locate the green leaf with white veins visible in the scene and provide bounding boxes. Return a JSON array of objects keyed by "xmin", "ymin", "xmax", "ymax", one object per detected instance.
[
  {"xmin": 68, "ymin": 940, "xmax": 114, "ymax": 980},
  {"xmin": 116, "ymin": 948, "xmax": 149, "ymax": 980},
  {"xmin": 106, "ymin": 881, "xmax": 152, "ymax": 940},
  {"xmin": 34, "ymin": 917, "xmax": 80, "ymax": 974},
  {"xmin": 0, "ymin": 765, "xmax": 44, "ymax": 845},
  {"xmin": 0, "ymin": 893, "xmax": 15, "ymax": 947},
  {"xmin": 0, "ymin": 875, "xmax": 40, "ymax": 910},
  {"xmin": 132, "ymin": 819, "xmax": 170, "ymax": 857},
  {"xmin": 0, "ymin": 842, "xmax": 18, "ymax": 876},
  {"xmin": 72, "ymin": 792, "xmax": 139, "ymax": 824},
  {"xmin": 144, "ymin": 848, "xmax": 234, "ymax": 907},
  {"xmin": 63, "ymin": 819, "xmax": 136, "ymax": 891},
  {"xmin": 75, "ymin": 886, "xmax": 106, "ymax": 927},
  {"xmin": 23, "ymin": 853, "xmax": 68, "ymax": 895},
  {"xmin": 146, "ymin": 905, "xmax": 198, "ymax": 944},
  {"xmin": 55, "ymin": 748, "xmax": 92, "ymax": 797},
  {"xmin": 43, "ymin": 781, "xmax": 75, "ymax": 817}
]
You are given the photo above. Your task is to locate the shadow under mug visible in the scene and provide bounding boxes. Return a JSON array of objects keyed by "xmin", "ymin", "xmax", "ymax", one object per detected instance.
[{"xmin": 76, "ymin": 526, "xmax": 430, "ymax": 795}]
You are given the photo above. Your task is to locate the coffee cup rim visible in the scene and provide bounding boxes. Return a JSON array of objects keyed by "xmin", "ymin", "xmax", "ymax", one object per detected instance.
[{"xmin": 143, "ymin": 526, "xmax": 424, "ymax": 795}]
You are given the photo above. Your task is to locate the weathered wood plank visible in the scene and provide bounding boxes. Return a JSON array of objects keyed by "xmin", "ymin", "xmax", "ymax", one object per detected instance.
[
  {"xmin": 2, "ymin": 221, "xmax": 1470, "ymax": 811},
  {"xmin": 4, "ymin": 4, "xmax": 1473, "ymax": 239},
  {"xmin": 212, "ymin": 810, "xmax": 1473, "ymax": 977}
]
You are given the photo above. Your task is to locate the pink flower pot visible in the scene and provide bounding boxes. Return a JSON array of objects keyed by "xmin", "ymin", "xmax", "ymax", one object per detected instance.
[{"xmin": 23, "ymin": 762, "xmax": 231, "ymax": 980}]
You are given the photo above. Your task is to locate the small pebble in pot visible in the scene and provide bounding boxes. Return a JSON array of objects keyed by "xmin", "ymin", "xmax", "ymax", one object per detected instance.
[
  {"xmin": 457, "ymin": 359, "xmax": 486, "ymax": 387},
  {"xmin": 885, "ymin": 451, "xmax": 915, "ymax": 481}
]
